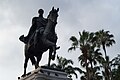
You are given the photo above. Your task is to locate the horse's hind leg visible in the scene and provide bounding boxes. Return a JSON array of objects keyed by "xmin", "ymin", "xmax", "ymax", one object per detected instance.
[
  {"xmin": 52, "ymin": 45, "xmax": 60, "ymax": 60},
  {"xmin": 48, "ymin": 49, "xmax": 53, "ymax": 66},
  {"xmin": 36, "ymin": 53, "xmax": 43, "ymax": 68},
  {"xmin": 30, "ymin": 56, "xmax": 36, "ymax": 69},
  {"xmin": 23, "ymin": 57, "xmax": 29, "ymax": 76}
]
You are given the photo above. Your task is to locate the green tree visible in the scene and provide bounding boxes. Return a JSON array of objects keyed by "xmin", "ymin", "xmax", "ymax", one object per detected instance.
[
  {"xmin": 112, "ymin": 65, "xmax": 120, "ymax": 80},
  {"xmin": 69, "ymin": 30, "xmax": 103, "ymax": 80},
  {"xmin": 111, "ymin": 54, "xmax": 120, "ymax": 80},
  {"xmin": 94, "ymin": 29, "xmax": 115, "ymax": 58},
  {"xmin": 100, "ymin": 56, "xmax": 112, "ymax": 80},
  {"xmin": 94, "ymin": 29, "xmax": 115, "ymax": 80},
  {"xmin": 69, "ymin": 31, "xmax": 92, "ymax": 80},
  {"xmin": 51, "ymin": 55, "xmax": 82, "ymax": 79}
]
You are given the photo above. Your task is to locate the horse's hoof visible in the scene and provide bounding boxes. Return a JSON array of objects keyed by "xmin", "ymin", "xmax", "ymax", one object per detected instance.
[
  {"xmin": 35, "ymin": 65, "xmax": 39, "ymax": 69},
  {"xmin": 21, "ymin": 74, "xmax": 26, "ymax": 77},
  {"xmin": 18, "ymin": 77, "xmax": 20, "ymax": 79},
  {"xmin": 56, "ymin": 46, "xmax": 60, "ymax": 50},
  {"xmin": 40, "ymin": 69, "xmax": 44, "ymax": 73}
]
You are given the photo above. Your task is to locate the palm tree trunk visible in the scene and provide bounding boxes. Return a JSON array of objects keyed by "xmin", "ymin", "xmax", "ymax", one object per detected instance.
[
  {"xmin": 90, "ymin": 61, "xmax": 94, "ymax": 80},
  {"xmin": 85, "ymin": 58, "xmax": 89, "ymax": 80},
  {"xmin": 109, "ymin": 67, "xmax": 113, "ymax": 80},
  {"xmin": 102, "ymin": 43, "xmax": 107, "ymax": 58},
  {"xmin": 102, "ymin": 43, "xmax": 111, "ymax": 80}
]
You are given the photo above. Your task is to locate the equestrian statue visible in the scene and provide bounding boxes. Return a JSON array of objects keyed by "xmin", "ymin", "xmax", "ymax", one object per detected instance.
[{"xmin": 19, "ymin": 7, "xmax": 60, "ymax": 76}]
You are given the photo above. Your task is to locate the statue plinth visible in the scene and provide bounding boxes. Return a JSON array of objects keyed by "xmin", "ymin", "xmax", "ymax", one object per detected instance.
[{"xmin": 18, "ymin": 66, "xmax": 71, "ymax": 80}]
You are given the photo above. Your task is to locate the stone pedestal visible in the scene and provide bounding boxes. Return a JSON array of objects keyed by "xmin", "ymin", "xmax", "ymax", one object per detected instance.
[{"xmin": 18, "ymin": 66, "xmax": 71, "ymax": 80}]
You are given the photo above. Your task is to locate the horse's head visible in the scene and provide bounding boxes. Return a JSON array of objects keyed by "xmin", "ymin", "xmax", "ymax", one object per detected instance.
[{"xmin": 47, "ymin": 7, "xmax": 59, "ymax": 23}]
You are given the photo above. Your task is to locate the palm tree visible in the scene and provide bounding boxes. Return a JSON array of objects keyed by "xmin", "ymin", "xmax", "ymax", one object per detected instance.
[
  {"xmin": 110, "ymin": 54, "xmax": 120, "ymax": 68},
  {"xmin": 98, "ymin": 54, "xmax": 120, "ymax": 80},
  {"xmin": 112, "ymin": 65, "xmax": 120, "ymax": 80},
  {"xmin": 69, "ymin": 30, "xmax": 104, "ymax": 80},
  {"xmin": 50, "ymin": 55, "xmax": 82, "ymax": 79},
  {"xmin": 93, "ymin": 29, "xmax": 115, "ymax": 80},
  {"xmin": 80, "ymin": 66, "xmax": 103, "ymax": 80},
  {"xmin": 69, "ymin": 30, "xmax": 93, "ymax": 80},
  {"xmin": 94, "ymin": 29, "xmax": 115, "ymax": 58},
  {"xmin": 100, "ymin": 56, "xmax": 111, "ymax": 80},
  {"xmin": 110, "ymin": 54, "xmax": 120, "ymax": 80},
  {"xmin": 79, "ymin": 42, "xmax": 104, "ymax": 80},
  {"xmin": 68, "ymin": 30, "xmax": 116, "ymax": 80}
]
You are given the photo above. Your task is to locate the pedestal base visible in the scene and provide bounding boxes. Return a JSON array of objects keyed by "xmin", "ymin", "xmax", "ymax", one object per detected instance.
[{"xmin": 18, "ymin": 66, "xmax": 71, "ymax": 80}]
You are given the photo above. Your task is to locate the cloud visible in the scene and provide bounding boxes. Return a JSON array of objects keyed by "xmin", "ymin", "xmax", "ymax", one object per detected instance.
[{"xmin": 0, "ymin": 0, "xmax": 120, "ymax": 80}]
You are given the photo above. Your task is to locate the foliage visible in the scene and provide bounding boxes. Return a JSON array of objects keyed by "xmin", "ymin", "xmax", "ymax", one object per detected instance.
[
  {"xmin": 94, "ymin": 29, "xmax": 115, "ymax": 57},
  {"xmin": 111, "ymin": 54, "xmax": 120, "ymax": 80},
  {"xmin": 69, "ymin": 29, "xmax": 116, "ymax": 80},
  {"xmin": 50, "ymin": 55, "xmax": 82, "ymax": 79}
]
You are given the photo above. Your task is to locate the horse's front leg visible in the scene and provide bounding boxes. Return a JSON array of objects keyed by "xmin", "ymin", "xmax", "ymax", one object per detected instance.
[
  {"xmin": 52, "ymin": 45, "xmax": 60, "ymax": 60},
  {"xmin": 22, "ymin": 57, "xmax": 29, "ymax": 77},
  {"xmin": 42, "ymin": 37, "xmax": 56, "ymax": 55},
  {"xmin": 48, "ymin": 49, "xmax": 53, "ymax": 66},
  {"xmin": 29, "ymin": 56, "xmax": 37, "ymax": 69},
  {"xmin": 36, "ymin": 53, "xmax": 43, "ymax": 68}
]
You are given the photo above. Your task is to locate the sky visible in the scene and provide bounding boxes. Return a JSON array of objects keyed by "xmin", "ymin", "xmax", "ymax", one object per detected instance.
[{"xmin": 0, "ymin": 0, "xmax": 120, "ymax": 80}]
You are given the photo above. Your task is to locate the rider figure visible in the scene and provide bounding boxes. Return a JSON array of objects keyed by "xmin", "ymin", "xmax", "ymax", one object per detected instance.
[
  {"xmin": 19, "ymin": 8, "xmax": 60, "ymax": 50},
  {"xmin": 19, "ymin": 9, "xmax": 47, "ymax": 44}
]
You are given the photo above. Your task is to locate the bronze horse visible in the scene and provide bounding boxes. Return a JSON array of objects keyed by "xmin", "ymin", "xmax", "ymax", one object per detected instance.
[{"xmin": 22, "ymin": 7, "xmax": 59, "ymax": 76}]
